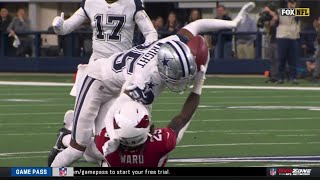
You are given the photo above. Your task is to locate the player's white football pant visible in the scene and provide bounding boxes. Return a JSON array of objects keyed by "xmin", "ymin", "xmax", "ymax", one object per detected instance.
[
  {"xmin": 71, "ymin": 76, "xmax": 120, "ymax": 147},
  {"xmin": 70, "ymin": 64, "xmax": 88, "ymax": 97},
  {"xmin": 64, "ymin": 110, "xmax": 74, "ymax": 131}
]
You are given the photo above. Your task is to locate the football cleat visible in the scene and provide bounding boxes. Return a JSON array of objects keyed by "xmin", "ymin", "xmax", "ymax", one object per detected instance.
[{"xmin": 47, "ymin": 128, "xmax": 71, "ymax": 166}]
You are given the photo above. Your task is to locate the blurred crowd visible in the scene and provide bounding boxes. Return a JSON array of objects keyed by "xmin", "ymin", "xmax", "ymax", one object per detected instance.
[
  {"xmin": 0, "ymin": 7, "xmax": 32, "ymax": 57},
  {"xmin": 1, "ymin": 1, "xmax": 320, "ymax": 83}
]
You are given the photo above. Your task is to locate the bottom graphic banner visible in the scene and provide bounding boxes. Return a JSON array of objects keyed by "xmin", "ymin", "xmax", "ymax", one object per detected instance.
[{"xmin": 73, "ymin": 167, "xmax": 266, "ymax": 176}]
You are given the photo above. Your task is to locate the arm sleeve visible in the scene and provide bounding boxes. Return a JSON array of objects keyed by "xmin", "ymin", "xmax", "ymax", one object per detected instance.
[
  {"xmin": 134, "ymin": 0, "xmax": 145, "ymax": 17},
  {"xmin": 163, "ymin": 128, "xmax": 177, "ymax": 152},
  {"xmin": 135, "ymin": 10, "xmax": 158, "ymax": 44},
  {"xmin": 57, "ymin": 8, "xmax": 88, "ymax": 35},
  {"xmin": 182, "ymin": 19, "xmax": 237, "ymax": 36}
]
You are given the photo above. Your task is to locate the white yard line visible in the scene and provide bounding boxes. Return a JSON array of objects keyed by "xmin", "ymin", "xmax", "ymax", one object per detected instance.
[
  {"xmin": 177, "ymin": 142, "xmax": 320, "ymax": 148},
  {"xmin": 0, "ymin": 112, "xmax": 64, "ymax": 116},
  {"xmin": 0, "ymin": 99, "xmax": 47, "ymax": 102},
  {"xmin": 0, "ymin": 156, "xmax": 47, "ymax": 160},
  {"xmin": 0, "ymin": 151, "xmax": 49, "ymax": 156},
  {"xmin": 154, "ymin": 117, "xmax": 318, "ymax": 123},
  {"xmin": 228, "ymin": 106, "xmax": 320, "ymax": 110},
  {"xmin": 0, "ymin": 81, "xmax": 73, "ymax": 86},
  {"xmin": 0, "ymin": 133, "xmax": 56, "ymax": 136},
  {"xmin": 276, "ymin": 134, "xmax": 318, "ymax": 137},
  {"xmin": 185, "ymin": 129, "xmax": 320, "ymax": 133},
  {"xmin": 201, "ymin": 117, "xmax": 317, "ymax": 122},
  {"xmin": 0, "ymin": 122, "xmax": 60, "ymax": 126},
  {"xmin": 203, "ymin": 85, "xmax": 320, "ymax": 91},
  {"xmin": 0, "ymin": 93, "xmax": 65, "ymax": 96},
  {"xmin": 173, "ymin": 162, "xmax": 229, "ymax": 166},
  {"xmin": 256, "ymin": 163, "xmax": 320, "ymax": 167},
  {"xmin": 199, "ymin": 95, "xmax": 320, "ymax": 99},
  {"xmin": 0, "ymin": 104, "xmax": 73, "ymax": 107},
  {"xmin": 225, "ymin": 132, "xmax": 268, "ymax": 135}
]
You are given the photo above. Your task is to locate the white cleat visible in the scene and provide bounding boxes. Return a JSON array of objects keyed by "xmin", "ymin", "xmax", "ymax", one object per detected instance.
[
  {"xmin": 63, "ymin": 110, "xmax": 74, "ymax": 130},
  {"xmin": 233, "ymin": 2, "xmax": 256, "ymax": 25}
]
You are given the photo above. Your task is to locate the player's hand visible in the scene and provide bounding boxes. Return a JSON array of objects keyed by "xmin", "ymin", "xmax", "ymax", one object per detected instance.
[
  {"xmin": 8, "ymin": 30, "xmax": 15, "ymax": 37},
  {"xmin": 195, "ymin": 65, "xmax": 206, "ymax": 82},
  {"xmin": 192, "ymin": 65, "xmax": 206, "ymax": 95},
  {"xmin": 102, "ymin": 138, "xmax": 120, "ymax": 156},
  {"xmin": 126, "ymin": 84, "xmax": 155, "ymax": 105},
  {"xmin": 52, "ymin": 12, "xmax": 64, "ymax": 32}
]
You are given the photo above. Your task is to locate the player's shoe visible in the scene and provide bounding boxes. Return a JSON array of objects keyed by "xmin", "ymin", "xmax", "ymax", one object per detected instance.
[
  {"xmin": 63, "ymin": 110, "xmax": 74, "ymax": 130},
  {"xmin": 47, "ymin": 128, "xmax": 71, "ymax": 166},
  {"xmin": 233, "ymin": 2, "xmax": 256, "ymax": 25}
]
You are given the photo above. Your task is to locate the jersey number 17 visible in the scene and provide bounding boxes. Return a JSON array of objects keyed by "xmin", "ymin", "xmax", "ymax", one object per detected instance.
[{"xmin": 94, "ymin": 14, "xmax": 126, "ymax": 42}]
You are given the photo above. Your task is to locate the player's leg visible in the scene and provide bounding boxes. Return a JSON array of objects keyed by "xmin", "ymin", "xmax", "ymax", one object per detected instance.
[
  {"xmin": 50, "ymin": 76, "xmax": 106, "ymax": 167},
  {"xmin": 47, "ymin": 110, "xmax": 74, "ymax": 166},
  {"xmin": 83, "ymin": 138, "xmax": 105, "ymax": 165},
  {"xmin": 64, "ymin": 55, "xmax": 95, "ymax": 127}
]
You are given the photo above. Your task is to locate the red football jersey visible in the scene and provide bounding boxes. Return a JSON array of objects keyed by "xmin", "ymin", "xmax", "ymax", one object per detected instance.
[{"xmin": 95, "ymin": 127, "xmax": 177, "ymax": 167}]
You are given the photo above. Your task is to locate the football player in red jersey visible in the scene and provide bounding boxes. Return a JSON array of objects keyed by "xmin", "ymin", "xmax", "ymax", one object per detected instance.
[{"xmin": 90, "ymin": 63, "xmax": 207, "ymax": 167}]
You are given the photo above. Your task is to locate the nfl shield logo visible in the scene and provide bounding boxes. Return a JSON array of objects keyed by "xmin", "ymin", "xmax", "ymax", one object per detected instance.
[
  {"xmin": 59, "ymin": 167, "xmax": 67, "ymax": 176},
  {"xmin": 270, "ymin": 168, "xmax": 277, "ymax": 176}
]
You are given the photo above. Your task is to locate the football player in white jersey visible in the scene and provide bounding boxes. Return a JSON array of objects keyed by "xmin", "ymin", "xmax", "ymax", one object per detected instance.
[
  {"xmin": 51, "ymin": 0, "xmax": 157, "ymax": 137},
  {"xmin": 52, "ymin": 0, "xmax": 157, "ymax": 60},
  {"xmin": 49, "ymin": 2, "xmax": 255, "ymax": 167}
]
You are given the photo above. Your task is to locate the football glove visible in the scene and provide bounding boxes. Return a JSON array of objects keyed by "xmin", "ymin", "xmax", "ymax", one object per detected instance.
[{"xmin": 52, "ymin": 12, "xmax": 64, "ymax": 33}]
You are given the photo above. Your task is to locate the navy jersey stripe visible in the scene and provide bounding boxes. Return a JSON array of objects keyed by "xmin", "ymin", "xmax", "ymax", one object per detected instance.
[{"xmin": 80, "ymin": 0, "xmax": 90, "ymax": 19}]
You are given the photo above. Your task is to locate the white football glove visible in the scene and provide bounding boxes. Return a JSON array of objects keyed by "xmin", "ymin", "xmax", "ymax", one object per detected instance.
[
  {"xmin": 191, "ymin": 50, "xmax": 211, "ymax": 95},
  {"xmin": 102, "ymin": 138, "xmax": 120, "ymax": 156},
  {"xmin": 52, "ymin": 12, "xmax": 65, "ymax": 33}
]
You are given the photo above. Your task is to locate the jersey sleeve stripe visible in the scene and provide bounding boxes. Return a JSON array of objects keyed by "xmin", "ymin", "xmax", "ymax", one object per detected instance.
[
  {"xmin": 133, "ymin": 0, "xmax": 145, "ymax": 20},
  {"xmin": 176, "ymin": 34, "xmax": 190, "ymax": 44},
  {"xmin": 80, "ymin": 0, "xmax": 90, "ymax": 19}
]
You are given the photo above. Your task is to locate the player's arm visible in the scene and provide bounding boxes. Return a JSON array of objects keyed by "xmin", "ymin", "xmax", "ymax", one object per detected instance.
[
  {"xmin": 167, "ymin": 65, "xmax": 206, "ymax": 144},
  {"xmin": 177, "ymin": 2, "xmax": 255, "ymax": 40},
  {"xmin": 135, "ymin": 10, "xmax": 158, "ymax": 44},
  {"xmin": 134, "ymin": 0, "xmax": 158, "ymax": 44},
  {"xmin": 52, "ymin": 8, "xmax": 88, "ymax": 35}
]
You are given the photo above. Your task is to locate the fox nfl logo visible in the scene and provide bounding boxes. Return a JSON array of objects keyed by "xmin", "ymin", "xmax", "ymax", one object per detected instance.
[{"xmin": 280, "ymin": 8, "xmax": 310, "ymax": 16}]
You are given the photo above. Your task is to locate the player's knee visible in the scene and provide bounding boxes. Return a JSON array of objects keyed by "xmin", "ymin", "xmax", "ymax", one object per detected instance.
[
  {"xmin": 83, "ymin": 153, "xmax": 98, "ymax": 164},
  {"xmin": 70, "ymin": 139, "xmax": 87, "ymax": 152},
  {"xmin": 66, "ymin": 146, "xmax": 84, "ymax": 162}
]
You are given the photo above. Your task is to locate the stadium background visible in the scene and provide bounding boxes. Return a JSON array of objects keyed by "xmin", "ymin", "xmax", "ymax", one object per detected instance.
[{"xmin": 1, "ymin": 0, "xmax": 320, "ymax": 167}]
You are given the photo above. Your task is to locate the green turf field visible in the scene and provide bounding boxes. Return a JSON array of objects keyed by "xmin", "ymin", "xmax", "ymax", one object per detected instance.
[{"xmin": 0, "ymin": 74, "xmax": 320, "ymax": 167}]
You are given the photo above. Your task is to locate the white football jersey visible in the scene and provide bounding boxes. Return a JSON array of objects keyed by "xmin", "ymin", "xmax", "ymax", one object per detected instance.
[
  {"xmin": 81, "ymin": 0, "xmax": 145, "ymax": 58},
  {"xmin": 87, "ymin": 35, "xmax": 183, "ymax": 104}
]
